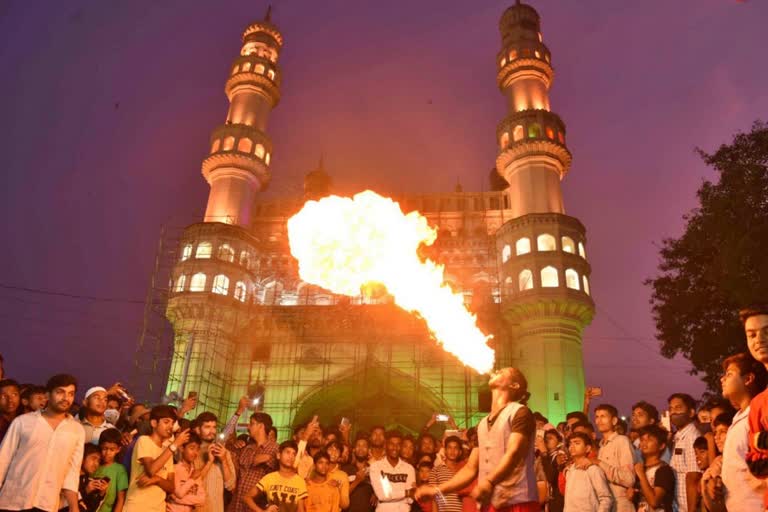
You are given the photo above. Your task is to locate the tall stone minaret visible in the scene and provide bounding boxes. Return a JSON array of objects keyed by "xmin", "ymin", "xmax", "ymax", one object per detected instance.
[
  {"xmin": 203, "ymin": 7, "xmax": 283, "ymax": 226},
  {"xmin": 163, "ymin": 9, "xmax": 283, "ymax": 419},
  {"xmin": 494, "ymin": 1, "xmax": 595, "ymax": 422}
]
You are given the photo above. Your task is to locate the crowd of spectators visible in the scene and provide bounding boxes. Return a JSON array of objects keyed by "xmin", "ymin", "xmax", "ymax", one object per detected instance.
[{"xmin": 0, "ymin": 306, "xmax": 767, "ymax": 512}]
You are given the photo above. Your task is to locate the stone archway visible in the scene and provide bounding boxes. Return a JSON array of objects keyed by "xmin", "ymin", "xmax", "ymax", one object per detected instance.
[{"xmin": 292, "ymin": 363, "xmax": 451, "ymax": 434}]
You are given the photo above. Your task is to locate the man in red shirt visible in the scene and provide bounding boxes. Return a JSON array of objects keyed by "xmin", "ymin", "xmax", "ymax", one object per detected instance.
[{"xmin": 742, "ymin": 305, "xmax": 768, "ymax": 506}]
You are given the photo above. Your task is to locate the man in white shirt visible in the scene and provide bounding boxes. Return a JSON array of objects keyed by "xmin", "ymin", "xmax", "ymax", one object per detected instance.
[
  {"xmin": 719, "ymin": 352, "xmax": 767, "ymax": 510},
  {"xmin": 369, "ymin": 431, "xmax": 416, "ymax": 512},
  {"xmin": 0, "ymin": 373, "xmax": 84, "ymax": 512}
]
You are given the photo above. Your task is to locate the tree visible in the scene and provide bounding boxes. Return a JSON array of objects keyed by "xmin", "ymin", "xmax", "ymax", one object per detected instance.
[{"xmin": 646, "ymin": 121, "xmax": 768, "ymax": 390}]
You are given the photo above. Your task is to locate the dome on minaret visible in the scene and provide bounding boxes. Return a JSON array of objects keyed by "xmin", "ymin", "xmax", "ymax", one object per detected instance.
[
  {"xmin": 303, "ymin": 157, "xmax": 333, "ymax": 201},
  {"xmin": 499, "ymin": 1, "xmax": 542, "ymax": 48}
]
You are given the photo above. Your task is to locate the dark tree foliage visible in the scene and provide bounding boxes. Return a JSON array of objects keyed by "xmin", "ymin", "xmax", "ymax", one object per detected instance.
[{"xmin": 646, "ymin": 121, "xmax": 768, "ymax": 390}]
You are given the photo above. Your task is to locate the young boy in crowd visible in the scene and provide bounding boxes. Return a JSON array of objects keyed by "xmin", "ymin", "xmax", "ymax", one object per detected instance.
[
  {"xmin": 719, "ymin": 352, "xmax": 767, "ymax": 511},
  {"xmin": 693, "ymin": 437, "xmax": 710, "ymax": 474},
  {"xmin": 325, "ymin": 439, "xmax": 351, "ymax": 510},
  {"xmin": 563, "ymin": 432, "xmax": 613, "ymax": 512},
  {"xmin": 700, "ymin": 414, "xmax": 732, "ymax": 512},
  {"xmin": 124, "ymin": 405, "xmax": 189, "ymax": 512},
  {"xmin": 167, "ymin": 432, "xmax": 208, "ymax": 512},
  {"xmin": 306, "ymin": 451, "xmax": 342, "ymax": 512},
  {"xmin": 20, "ymin": 384, "xmax": 47, "ymax": 413},
  {"xmin": 76, "ymin": 443, "xmax": 108, "ymax": 511},
  {"xmin": 633, "ymin": 425, "xmax": 675, "ymax": 512},
  {"xmin": 94, "ymin": 428, "xmax": 129, "ymax": 512},
  {"xmin": 244, "ymin": 440, "xmax": 308, "ymax": 512}
]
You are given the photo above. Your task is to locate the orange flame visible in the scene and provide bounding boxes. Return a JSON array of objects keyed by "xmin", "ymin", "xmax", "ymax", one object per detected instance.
[{"xmin": 287, "ymin": 190, "xmax": 494, "ymax": 373}]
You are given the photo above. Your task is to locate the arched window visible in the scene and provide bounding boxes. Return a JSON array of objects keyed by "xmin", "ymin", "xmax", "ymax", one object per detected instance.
[
  {"xmin": 267, "ymin": 69, "xmax": 275, "ymax": 80},
  {"xmin": 255, "ymin": 144, "xmax": 265, "ymax": 159},
  {"xmin": 513, "ymin": 125, "xmax": 524, "ymax": 142},
  {"xmin": 237, "ymin": 138, "xmax": 253, "ymax": 153},
  {"xmin": 234, "ymin": 281, "xmax": 247, "ymax": 302},
  {"xmin": 180, "ymin": 244, "xmax": 193, "ymax": 261},
  {"xmin": 541, "ymin": 266, "xmax": 559, "ymax": 287},
  {"xmin": 195, "ymin": 242, "xmax": 212, "ymax": 259},
  {"xmin": 231, "ymin": 65, "xmax": 239, "ymax": 75},
  {"xmin": 174, "ymin": 275, "xmax": 186, "ymax": 292},
  {"xmin": 583, "ymin": 275, "xmax": 591, "ymax": 295},
  {"xmin": 545, "ymin": 126, "xmax": 555, "ymax": 139},
  {"xmin": 242, "ymin": 62, "xmax": 252, "ymax": 72},
  {"xmin": 516, "ymin": 237, "xmax": 531, "ymax": 255},
  {"xmin": 210, "ymin": 139, "xmax": 220, "ymax": 154},
  {"xmin": 218, "ymin": 243, "xmax": 235, "ymax": 262},
  {"xmin": 212, "ymin": 274, "xmax": 229, "ymax": 295},
  {"xmin": 254, "ymin": 64, "xmax": 265, "ymax": 74},
  {"xmin": 190, "ymin": 273, "xmax": 206, "ymax": 292},
  {"xmin": 500, "ymin": 57, "xmax": 507, "ymax": 68},
  {"xmin": 558, "ymin": 131, "xmax": 565, "ymax": 144},
  {"xmin": 265, "ymin": 152, "xmax": 271, "ymax": 165},
  {"xmin": 519, "ymin": 269, "xmax": 533, "ymax": 291},
  {"xmin": 502, "ymin": 244, "xmax": 512, "ymax": 263},
  {"xmin": 500, "ymin": 132, "xmax": 510, "ymax": 149},
  {"xmin": 222, "ymin": 136, "xmax": 235, "ymax": 151},
  {"xmin": 534, "ymin": 50, "xmax": 541, "ymax": 59},
  {"xmin": 578, "ymin": 242, "xmax": 586, "ymax": 259},
  {"xmin": 537, "ymin": 234, "xmax": 556, "ymax": 251},
  {"xmin": 528, "ymin": 123, "xmax": 542, "ymax": 139},
  {"xmin": 508, "ymin": 50, "xmax": 517, "ymax": 61},
  {"xmin": 565, "ymin": 269, "xmax": 580, "ymax": 290},
  {"xmin": 561, "ymin": 236, "xmax": 575, "ymax": 254}
]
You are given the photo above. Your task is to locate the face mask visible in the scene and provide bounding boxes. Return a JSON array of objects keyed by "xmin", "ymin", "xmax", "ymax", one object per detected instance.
[
  {"xmin": 104, "ymin": 408, "xmax": 120, "ymax": 425},
  {"xmin": 670, "ymin": 413, "xmax": 690, "ymax": 428}
]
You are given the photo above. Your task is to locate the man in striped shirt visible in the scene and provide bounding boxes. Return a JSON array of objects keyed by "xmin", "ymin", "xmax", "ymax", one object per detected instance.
[{"xmin": 428, "ymin": 436, "xmax": 464, "ymax": 512}]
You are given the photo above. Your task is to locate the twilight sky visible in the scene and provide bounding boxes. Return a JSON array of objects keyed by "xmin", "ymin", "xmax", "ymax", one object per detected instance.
[{"xmin": 1, "ymin": 0, "xmax": 766, "ymax": 416}]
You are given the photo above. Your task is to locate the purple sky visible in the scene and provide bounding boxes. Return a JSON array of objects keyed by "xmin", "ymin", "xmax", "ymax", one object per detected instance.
[{"xmin": 1, "ymin": 0, "xmax": 766, "ymax": 416}]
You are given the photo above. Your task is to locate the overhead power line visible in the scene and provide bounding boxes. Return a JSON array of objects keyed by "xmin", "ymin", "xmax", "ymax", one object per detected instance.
[{"xmin": 0, "ymin": 283, "xmax": 145, "ymax": 305}]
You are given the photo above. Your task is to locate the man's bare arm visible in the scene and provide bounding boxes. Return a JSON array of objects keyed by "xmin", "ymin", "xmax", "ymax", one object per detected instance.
[{"xmin": 436, "ymin": 447, "xmax": 480, "ymax": 493}]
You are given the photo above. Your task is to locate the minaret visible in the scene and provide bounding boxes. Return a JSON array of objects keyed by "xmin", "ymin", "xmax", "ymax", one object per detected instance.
[
  {"xmin": 202, "ymin": 7, "xmax": 283, "ymax": 225},
  {"xmin": 494, "ymin": 2, "xmax": 595, "ymax": 422},
  {"xmin": 163, "ymin": 10, "xmax": 283, "ymax": 419}
]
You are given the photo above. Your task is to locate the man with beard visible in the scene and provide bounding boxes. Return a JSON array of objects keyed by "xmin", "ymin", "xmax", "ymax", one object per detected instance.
[
  {"xmin": 369, "ymin": 426, "xmax": 386, "ymax": 462},
  {"xmin": 80, "ymin": 386, "xmax": 117, "ymax": 445},
  {"xmin": 194, "ymin": 411, "xmax": 237, "ymax": 512},
  {"xmin": 666, "ymin": 393, "xmax": 702, "ymax": 512},
  {"xmin": 0, "ymin": 379, "xmax": 20, "ymax": 443},
  {"xmin": 415, "ymin": 367, "xmax": 539, "ymax": 512},
  {"xmin": 0, "ymin": 373, "xmax": 84, "ymax": 512},
  {"xmin": 228, "ymin": 412, "xmax": 279, "ymax": 512},
  {"xmin": 342, "ymin": 435, "xmax": 374, "ymax": 512}
]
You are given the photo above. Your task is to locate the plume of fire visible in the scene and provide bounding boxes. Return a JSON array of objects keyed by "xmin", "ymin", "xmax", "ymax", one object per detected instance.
[{"xmin": 287, "ymin": 190, "xmax": 494, "ymax": 373}]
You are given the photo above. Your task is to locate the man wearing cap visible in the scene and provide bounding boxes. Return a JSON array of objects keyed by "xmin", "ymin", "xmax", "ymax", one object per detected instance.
[{"xmin": 81, "ymin": 386, "xmax": 116, "ymax": 445}]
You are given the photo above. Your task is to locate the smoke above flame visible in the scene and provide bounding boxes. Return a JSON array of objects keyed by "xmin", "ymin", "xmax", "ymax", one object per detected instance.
[{"xmin": 287, "ymin": 190, "xmax": 494, "ymax": 373}]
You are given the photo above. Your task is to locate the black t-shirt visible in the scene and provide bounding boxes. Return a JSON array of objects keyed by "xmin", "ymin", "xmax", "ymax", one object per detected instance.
[
  {"xmin": 634, "ymin": 462, "xmax": 675, "ymax": 512},
  {"xmin": 342, "ymin": 463, "xmax": 374, "ymax": 512},
  {"xmin": 508, "ymin": 406, "xmax": 536, "ymax": 438}
]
